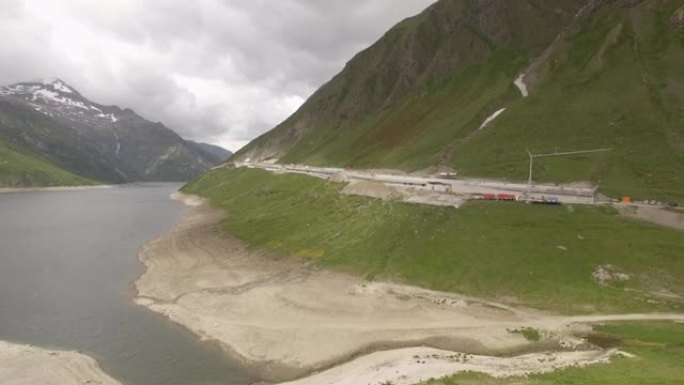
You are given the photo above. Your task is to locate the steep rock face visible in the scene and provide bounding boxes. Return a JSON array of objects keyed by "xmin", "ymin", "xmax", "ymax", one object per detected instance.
[
  {"xmin": 0, "ymin": 79, "xmax": 227, "ymax": 183},
  {"xmin": 234, "ymin": 0, "xmax": 684, "ymax": 202}
]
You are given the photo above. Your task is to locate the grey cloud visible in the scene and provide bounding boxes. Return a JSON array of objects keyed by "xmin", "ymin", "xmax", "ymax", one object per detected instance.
[{"xmin": 0, "ymin": 0, "xmax": 436, "ymax": 150}]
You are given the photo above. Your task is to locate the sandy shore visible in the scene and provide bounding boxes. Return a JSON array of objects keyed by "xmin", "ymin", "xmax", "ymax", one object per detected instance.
[
  {"xmin": 135, "ymin": 194, "xmax": 684, "ymax": 384},
  {"xmin": 0, "ymin": 185, "xmax": 114, "ymax": 194},
  {"xmin": 281, "ymin": 347, "xmax": 618, "ymax": 385},
  {"xmin": 0, "ymin": 341, "xmax": 123, "ymax": 385}
]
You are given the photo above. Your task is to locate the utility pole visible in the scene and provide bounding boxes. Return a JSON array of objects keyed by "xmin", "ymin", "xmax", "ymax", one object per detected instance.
[{"xmin": 527, "ymin": 149, "xmax": 534, "ymax": 186}]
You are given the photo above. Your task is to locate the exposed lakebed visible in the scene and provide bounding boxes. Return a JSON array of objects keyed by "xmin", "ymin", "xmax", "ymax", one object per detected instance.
[{"xmin": 0, "ymin": 184, "xmax": 250, "ymax": 385}]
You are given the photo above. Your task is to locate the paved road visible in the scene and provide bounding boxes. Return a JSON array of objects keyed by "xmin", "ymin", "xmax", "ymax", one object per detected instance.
[{"xmin": 237, "ymin": 162, "xmax": 598, "ymax": 205}]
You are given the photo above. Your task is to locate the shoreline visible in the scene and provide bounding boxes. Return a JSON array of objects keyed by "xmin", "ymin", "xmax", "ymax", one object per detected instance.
[
  {"xmin": 0, "ymin": 340, "xmax": 123, "ymax": 385},
  {"xmin": 132, "ymin": 194, "xmax": 535, "ymax": 381},
  {"xmin": 0, "ymin": 184, "xmax": 115, "ymax": 194},
  {"xmin": 133, "ymin": 192, "xmax": 684, "ymax": 384},
  {"xmin": 0, "ymin": 182, "xmax": 186, "ymax": 195}
]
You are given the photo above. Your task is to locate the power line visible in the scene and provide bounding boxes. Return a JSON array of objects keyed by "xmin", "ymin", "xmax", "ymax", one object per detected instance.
[
  {"xmin": 530, "ymin": 148, "xmax": 614, "ymax": 159},
  {"xmin": 526, "ymin": 147, "xmax": 613, "ymax": 188}
]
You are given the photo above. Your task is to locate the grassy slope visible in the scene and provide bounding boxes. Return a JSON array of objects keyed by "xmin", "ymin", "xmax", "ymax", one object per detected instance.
[
  {"xmin": 239, "ymin": 0, "xmax": 580, "ymax": 168},
  {"xmin": 423, "ymin": 322, "xmax": 684, "ymax": 385},
  {"xmin": 241, "ymin": 1, "xmax": 684, "ymax": 203},
  {"xmin": 183, "ymin": 168, "xmax": 684, "ymax": 314},
  {"xmin": 280, "ymin": 51, "xmax": 523, "ymax": 171},
  {"xmin": 456, "ymin": 3, "xmax": 684, "ymax": 203},
  {"xmin": 0, "ymin": 139, "xmax": 96, "ymax": 187}
]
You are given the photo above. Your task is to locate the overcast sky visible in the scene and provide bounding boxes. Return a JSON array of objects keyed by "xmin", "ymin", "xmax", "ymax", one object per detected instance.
[{"xmin": 0, "ymin": 0, "xmax": 436, "ymax": 151}]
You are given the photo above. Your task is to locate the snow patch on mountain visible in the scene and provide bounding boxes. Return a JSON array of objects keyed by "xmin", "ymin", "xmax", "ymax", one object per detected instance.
[
  {"xmin": 37, "ymin": 79, "xmax": 74, "ymax": 94},
  {"xmin": 0, "ymin": 79, "xmax": 119, "ymax": 124},
  {"xmin": 2, "ymin": 81, "xmax": 88, "ymax": 110},
  {"xmin": 514, "ymin": 74, "xmax": 529, "ymax": 98},
  {"xmin": 31, "ymin": 88, "xmax": 88, "ymax": 109},
  {"xmin": 97, "ymin": 112, "xmax": 118, "ymax": 123},
  {"xmin": 478, "ymin": 108, "xmax": 507, "ymax": 130},
  {"xmin": 0, "ymin": 80, "xmax": 124, "ymax": 125},
  {"xmin": 51, "ymin": 80, "xmax": 73, "ymax": 94},
  {"xmin": 0, "ymin": 84, "xmax": 40, "ymax": 96}
]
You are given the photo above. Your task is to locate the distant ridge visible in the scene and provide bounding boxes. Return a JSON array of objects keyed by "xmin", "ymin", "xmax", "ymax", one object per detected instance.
[
  {"xmin": 0, "ymin": 79, "xmax": 228, "ymax": 186},
  {"xmin": 187, "ymin": 141, "xmax": 233, "ymax": 165}
]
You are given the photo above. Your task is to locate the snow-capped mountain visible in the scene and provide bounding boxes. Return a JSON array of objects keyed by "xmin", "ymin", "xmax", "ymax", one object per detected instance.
[
  {"xmin": 0, "ymin": 79, "xmax": 121, "ymax": 124},
  {"xmin": 0, "ymin": 79, "xmax": 229, "ymax": 183}
]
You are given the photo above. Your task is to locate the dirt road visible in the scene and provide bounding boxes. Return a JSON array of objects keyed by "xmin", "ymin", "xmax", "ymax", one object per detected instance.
[
  {"xmin": 616, "ymin": 204, "xmax": 684, "ymax": 231},
  {"xmin": 239, "ymin": 162, "xmax": 598, "ymax": 206}
]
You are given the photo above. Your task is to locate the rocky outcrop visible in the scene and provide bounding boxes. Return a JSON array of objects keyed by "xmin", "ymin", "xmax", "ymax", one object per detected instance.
[{"xmin": 670, "ymin": 6, "xmax": 684, "ymax": 29}]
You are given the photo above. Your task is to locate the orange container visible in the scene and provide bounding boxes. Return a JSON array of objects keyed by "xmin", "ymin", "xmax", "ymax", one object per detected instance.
[{"xmin": 622, "ymin": 196, "xmax": 632, "ymax": 204}]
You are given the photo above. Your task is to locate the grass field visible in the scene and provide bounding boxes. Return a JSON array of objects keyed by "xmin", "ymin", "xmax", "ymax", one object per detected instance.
[
  {"xmin": 0, "ymin": 140, "xmax": 96, "ymax": 187},
  {"xmin": 183, "ymin": 167, "xmax": 684, "ymax": 313},
  {"xmin": 422, "ymin": 322, "xmax": 684, "ymax": 385}
]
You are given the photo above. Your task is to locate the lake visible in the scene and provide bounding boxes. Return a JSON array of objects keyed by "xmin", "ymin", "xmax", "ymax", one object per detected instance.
[{"xmin": 0, "ymin": 184, "xmax": 250, "ymax": 385}]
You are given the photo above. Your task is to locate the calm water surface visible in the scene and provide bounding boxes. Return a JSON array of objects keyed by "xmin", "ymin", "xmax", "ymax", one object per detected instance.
[{"xmin": 0, "ymin": 184, "xmax": 250, "ymax": 385}]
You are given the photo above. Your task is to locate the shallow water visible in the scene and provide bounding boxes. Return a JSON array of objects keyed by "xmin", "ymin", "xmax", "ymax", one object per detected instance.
[{"xmin": 0, "ymin": 184, "xmax": 250, "ymax": 385}]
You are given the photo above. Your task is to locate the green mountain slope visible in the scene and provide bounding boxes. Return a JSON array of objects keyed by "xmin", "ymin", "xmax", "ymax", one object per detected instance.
[
  {"xmin": 456, "ymin": 0, "xmax": 684, "ymax": 202},
  {"xmin": 234, "ymin": 0, "xmax": 684, "ymax": 202},
  {"xmin": 0, "ymin": 97, "xmax": 126, "ymax": 184},
  {"xmin": 0, "ymin": 139, "xmax": 96, "ymax": 187}
]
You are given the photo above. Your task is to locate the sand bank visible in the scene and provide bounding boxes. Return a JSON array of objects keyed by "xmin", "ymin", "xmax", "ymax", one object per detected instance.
[
  {"xmin": 281, "ymin": 347, "xmax": 618, "ymax": 385},
  {"xmin": 135, "ymin": 194, "xmax": 684, "ymax": 383},
  {"xmin": 0, "ymin": 341, "xmax": 122, "ymax": 385}
]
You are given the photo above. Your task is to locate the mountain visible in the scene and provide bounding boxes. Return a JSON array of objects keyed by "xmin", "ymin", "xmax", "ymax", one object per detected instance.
[
  {"xmin": 0, "ymin": 79, "xmax": 225, "ymax": 186},
  {"xmin": 234, "ymin": 0, "xmax": 684, "ymax": 202},
  {"xmin": 186, "ymin": 141, "xmax": 233, "ymax": 164},
  {"xmin": 0, "ymin": 137, "xmax": 97, "ymax": 187}
]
